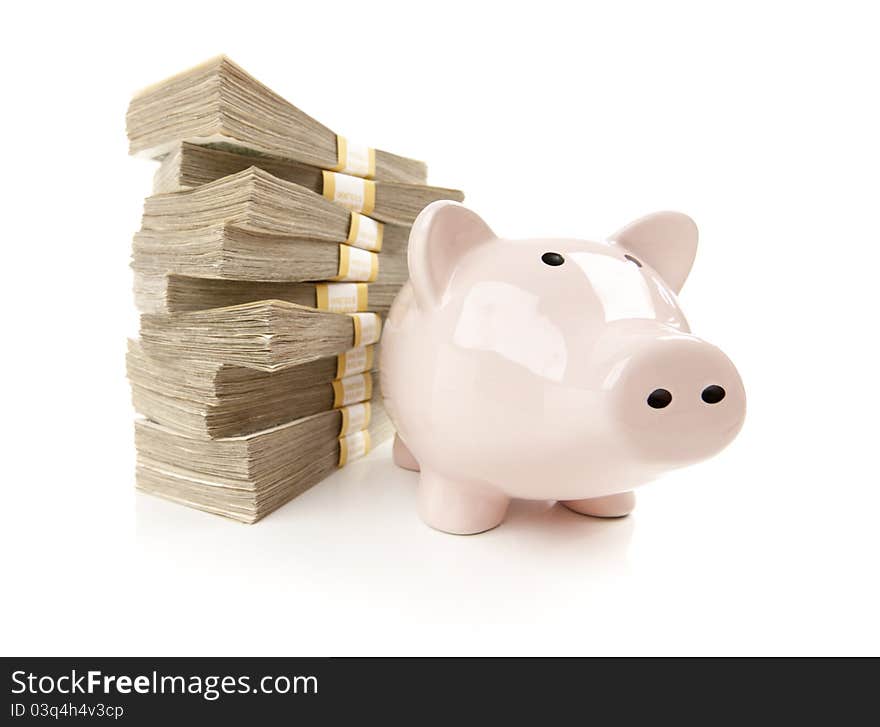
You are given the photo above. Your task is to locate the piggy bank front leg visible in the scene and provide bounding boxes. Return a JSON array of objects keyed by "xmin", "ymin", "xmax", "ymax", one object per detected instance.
[
  {"xmin": 392, "ymin": 434, "xmax": 420, "ymax": 471},
  {"xmin": 561, "ymin": 491, "xmax": 635, "ymax": 518},
  {"xmin": 418, "ymin": 470, "xmax": 510, "ymax": 535}
]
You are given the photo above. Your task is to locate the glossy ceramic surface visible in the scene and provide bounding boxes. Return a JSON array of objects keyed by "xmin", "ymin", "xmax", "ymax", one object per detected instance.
[{"xmin": 380, "ymin": 203, "xmax": 745, "ymax": 534}]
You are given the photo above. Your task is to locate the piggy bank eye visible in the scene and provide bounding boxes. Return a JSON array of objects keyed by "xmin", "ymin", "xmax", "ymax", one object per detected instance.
[
  {"xmin": 647, "ymin": 388, "xmax": 672, "ymax": 409},
  {"xmin": 541, "ymin": 252, "xmax": 565, "ymax": 266},
  {"xmin": 624, "ymin": 254, "xmax": 643, "ymax": 267}
]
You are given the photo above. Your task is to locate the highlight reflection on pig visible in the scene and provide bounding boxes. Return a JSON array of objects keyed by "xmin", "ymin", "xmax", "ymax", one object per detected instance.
[{"xmin": 380, "ymin": 202, "xmax": 745, "ymax": 535}]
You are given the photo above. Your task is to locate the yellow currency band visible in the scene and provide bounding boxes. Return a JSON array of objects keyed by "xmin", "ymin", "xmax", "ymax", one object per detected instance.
[
  {"xmin": 339, "ymin": 401, "xmax": 372, "ymax": 437},
  {"xmin": 346, "ymin": 213, "xmax": 384, "ymax": 252},
  {"xmin": 362, "ymin": 180, "xmax": 376, "ymax": 215},
  {"xmin": 315, "ymin": 284, "xmax": 328, "ymax": 311},
  {"xmin": 331, "ymin": 373, "xmax": 373, "ymax": 409},
  {"xmin": 322, "ymin": 170, "xmax": 377, "ymax": 215},
  {"xmin": 338, "ymin": 430, "xmax": 372, "ymax": 468},
  {"xmin": 351, "ymin": 314, "xmax": 361, "ymax": 348},
  {"xmin": 350, "ymin": 312, "xmax": 381, "ymax": 348},
  {"xmin": 323, "ymin": 169, "xmax": 335, "ymax": 199},
  {"xmin": 336, "ymin": 346, "xmax": 375, "ymax": 379},
  {"xmin": 331, "ymin": 135, "xmax": 376, "ymax": 179},
  {"xmin": 365, "ymin": 148, "xmax": 376, "ymax": 179},
  {"xmin": 332, "ymin": 245, "xmax": 379, "ymax": 282},
  {"xmin": 314, "ymin": 283, "xmax": 369, "ymax": 312},
  {"xmin": 338, "ymin": 437, "xmax": 347, "ymax": 467}
]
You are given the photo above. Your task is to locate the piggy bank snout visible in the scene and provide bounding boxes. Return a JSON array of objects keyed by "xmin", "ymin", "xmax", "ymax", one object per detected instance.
[{"xmin": 611, "ymin": 333, "xmax": 746, "ymax": 466}]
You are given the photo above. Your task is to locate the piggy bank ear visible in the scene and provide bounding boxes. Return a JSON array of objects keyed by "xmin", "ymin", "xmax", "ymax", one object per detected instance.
[
  {"xmin": 408, "ymin": 201, "xmax": 496, "ymax": 308},
  {"xmin": 610, "ymin": 212, "xmax": 698, "ymax": 293}
]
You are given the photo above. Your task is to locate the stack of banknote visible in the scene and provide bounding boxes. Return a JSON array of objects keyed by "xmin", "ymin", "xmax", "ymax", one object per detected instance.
[{"xmin": 126, "ymin": 56, "xmax": 464, "ymax": 522}]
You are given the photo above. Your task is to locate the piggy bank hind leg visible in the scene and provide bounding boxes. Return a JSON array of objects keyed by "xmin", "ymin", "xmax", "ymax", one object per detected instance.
[
  {"xmin": 392, "ymin": 434, "xmax": 420, "ymax": 471},
  {"xmin": 561, "ymin": 491, "xmax": 635, "ymax": 518},
  {"xmin": 418, "ymin": 470, "xmax": 510, "ymax": 535}
]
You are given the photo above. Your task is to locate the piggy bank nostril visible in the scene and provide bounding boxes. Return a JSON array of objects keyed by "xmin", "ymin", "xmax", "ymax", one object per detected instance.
[
  {"xmin": 647, "ymin": 389, "xmax": 672, "ymax": 409},
  {"xmin": 701, "ymin": 385, "xmax": 726, "ymax": 404}
]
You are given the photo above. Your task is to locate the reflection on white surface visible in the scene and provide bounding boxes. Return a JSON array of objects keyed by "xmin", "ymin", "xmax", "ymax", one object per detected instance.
[
  {"xmin": 8, "ymin": 428, "xmax": 880, "ymax": 656},
  {"xmin": 134, "ymin": 439, "xmax": 636, "ymax": 573},
  {"xmin": 453, "ymin": 281, "xmax": 568, "ymax": 380},
  {"xmin": 130, "ymin": 439, "xmax": 639, "ymax": 649},
  {"xmin": 570, "ymin": 253, "xmax": 657, "ymax": 322}
]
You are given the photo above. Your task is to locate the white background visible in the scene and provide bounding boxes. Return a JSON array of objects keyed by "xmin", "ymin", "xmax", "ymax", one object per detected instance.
[{"xmin": 1, "ymin": 0, "xmax": 878, "ymax": 656}]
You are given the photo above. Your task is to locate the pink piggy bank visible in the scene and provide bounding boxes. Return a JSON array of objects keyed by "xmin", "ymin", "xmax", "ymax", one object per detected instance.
[{"xmin": 380, "ymin": 202, "xmax": 745, "ymax": 535}]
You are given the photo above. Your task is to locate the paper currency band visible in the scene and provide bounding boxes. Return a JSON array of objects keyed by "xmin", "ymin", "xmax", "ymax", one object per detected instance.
[
  {"xmin": 339, "ymin": 401, "xmax": 372, "ymax": 438},
  {"xmin": 332, "ymin": 244, "xmax": 379, "ymax": 282},
  {"xmin": 331, "ymin": 136, "xmax": 376, "ymax": 179},
  {"xmin": 322, "ymin": 170, "xmax": 377, "ymax": 216},
  {"xmin": 331, "ymin": 372, "xmax": 374, "ymax": 409},
  {"xmin": 338, "ymin": 429, "xmax": 372, "ymax": 468},
  {"xmin": 346, "ymin": 212, "xmax": 384, "ymax": 252},
  {"xmin": 349, "ymin": 312, "xmax": 382, "ymax": 348},
  {"xmin": 315, "ymin": 283, "xmax": 369, "ymax": 313},
  {"xmin": 336, "ymin": 346, "xmax": 375, "ymax": 379}
]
